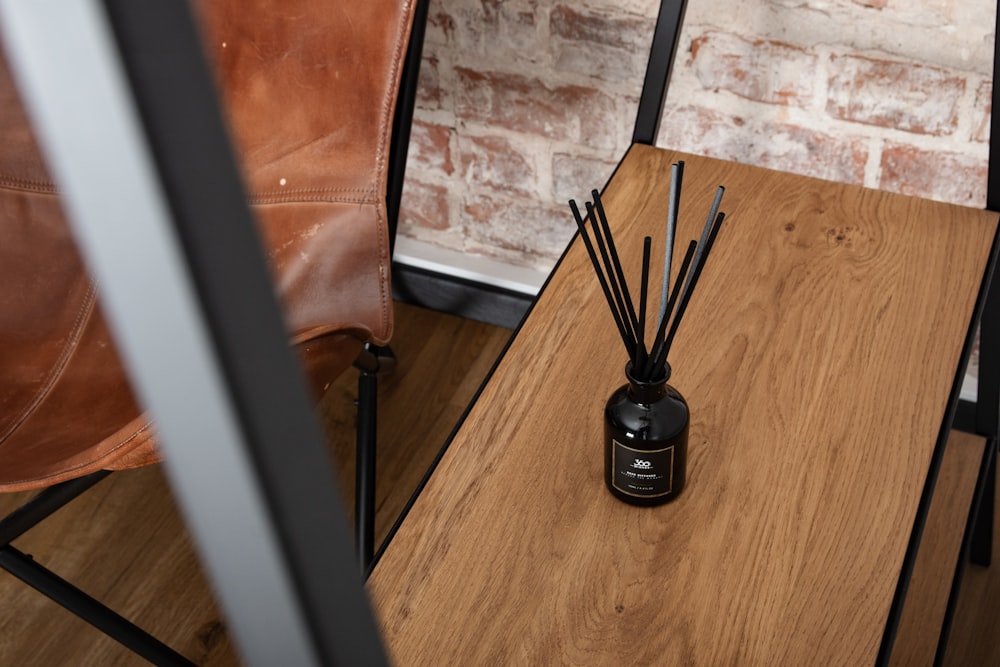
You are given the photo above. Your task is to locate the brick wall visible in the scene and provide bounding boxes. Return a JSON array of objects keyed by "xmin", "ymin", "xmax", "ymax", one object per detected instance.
[{"xmin": 397, "ymin": 0, "xmax": 996, "ymax": 273}]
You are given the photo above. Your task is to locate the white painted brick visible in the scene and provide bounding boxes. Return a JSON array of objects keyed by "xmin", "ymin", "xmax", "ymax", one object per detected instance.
[{"xmin": 399, "ymin": 0, "xmax": 994, "ymax": 271}]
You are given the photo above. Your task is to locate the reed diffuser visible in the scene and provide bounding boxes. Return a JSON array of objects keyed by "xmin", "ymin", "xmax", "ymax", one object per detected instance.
[{"xmin": 569, "ymin": 161, "xmax": 727, "ymax": 506}]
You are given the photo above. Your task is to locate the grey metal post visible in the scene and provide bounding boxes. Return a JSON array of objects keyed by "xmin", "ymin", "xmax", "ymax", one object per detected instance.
[{"xmin": 0, "ymin": 1, "xmax": 388, "ymax": 664}]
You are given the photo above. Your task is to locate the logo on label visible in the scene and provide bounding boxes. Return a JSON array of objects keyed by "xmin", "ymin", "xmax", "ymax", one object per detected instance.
[{"xmin": 611, "ymin": 440, "xmax": 675, "ymax": 498}]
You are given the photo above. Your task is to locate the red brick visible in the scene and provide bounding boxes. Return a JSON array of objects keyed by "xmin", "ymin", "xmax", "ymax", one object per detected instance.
[
  {"xmin": 464, "ymin": 193, "xmax": 575, "ymax": 264},
  {"xmin": 879, "ymin": 143, "xmax": 987, "ymax": 206},
  {"xmin": 409, "ymin": 119, "xmax": 454, "ymax": 178},
  {"xmin": 400, "ymin": 180, "xmax": 451, "ymax": 231},
  {"xmin": 553, "ymin": 42, "xmax": 650, "ymax": 85},
  {"xmin": 415, "ymin": 55, "xmax": 443, "ymax": 111},
  {"xmin": 455, "ymin": 68, "xmax": 618, "ymax": 149},
  {"xmin": 827, "ymin": 55, "xmax": 966, "ymax": 136},
  {"xmin": 497, "ymin": 4, "xmax": 539, "ymax": 53},
  {"xmin": 755, "ymin": 122, "xmax": 868, "ymax": 184},
  {"xmin": 458, "ymin": 134, "xmax": 537, "ymax": 195},
  {"xmin": 973, "ymin": 79, "xmax": 991, "ymax": 144},
  {"xmin": 657, "ymin": 104, "xmax": 741, "ymax": 156},
  {"xmin": 550, "ymin": 6, "xmax": 652, "ymax": 83},
  {"xmin": 425, "ymin": 9, "xmax": 457, "ymax": 46},
  {"xmin": 658, "ymin": 105, "xmax": 868, "ymax": 184},
  {"xmin": 449, "ymin": 1, "xmax": 541, "ymax": 58},
  {"xmin": 550, "ymin": 5, "xmax": 650, "ymax": 52},
  {"xmin": 690, "ymin": 31, "xmax": 818, "ymax": 107}
]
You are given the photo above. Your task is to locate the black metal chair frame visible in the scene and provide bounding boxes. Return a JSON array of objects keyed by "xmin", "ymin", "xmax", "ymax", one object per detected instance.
[
  {"xmin": 355, "ymin": 0, "xmax": 429, "ymax": 575},
  {"xmin": 0, "ymin": 0, "xmax": 429, "ymax": 662},
  {"xmin": 634, "ymin": 2, "xmax": 998, "ymax": 663}
]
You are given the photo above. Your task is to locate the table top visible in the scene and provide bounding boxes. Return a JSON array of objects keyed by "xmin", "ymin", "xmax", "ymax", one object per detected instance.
[{"xmin": 368, "ymin": 144, "xmax": 999, "ymax": 664}]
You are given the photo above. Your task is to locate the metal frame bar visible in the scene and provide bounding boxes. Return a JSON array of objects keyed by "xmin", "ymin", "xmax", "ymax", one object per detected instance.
[
  {"xmin": 0, "ymin": 472, "xmax": 193, "ymax": 663},
  {"xmin": 354, "ymin": 344, "xmax": 398, "ymax": 576},
  {"xmin": 964, "ymin": 0, "xmax": 1000, "ymax": 576},
  {"xmin": 970, "ymin": 440, "xmax": 996, "ymax": 568},
  {"xmin": 356, "ymin": 368, "xmax": 378, "ymax": 573},
  {"xmin": 0, "ymin": 471, "xmax": 109, "ymax": 546},
  {"xmin": 632, "ymin": 0, "xmax": 688, "ymax": 146},
  {"xmin": 0, "ymin": 545, "xmax": 194, "ymax": 665},
  {"xmin": 386, "ymin": 0, "xmax": 429, "ymax": 255},
  {"xmin": 977, "ymin": 287, "xmax": 998, "ymax": 437},
  {"xmin": 0, "ymin": 1, "xmax": 387, "ymax": 664},
  {"xmin": 934, "ymin": 436, "xmax": 997, "ymax": 664},
  {"xmin": 354, "ymin": 345, "xmax": 380, "ymax": 574}
]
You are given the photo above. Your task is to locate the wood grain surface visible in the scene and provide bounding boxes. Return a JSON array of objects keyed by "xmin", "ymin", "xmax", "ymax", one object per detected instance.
[
  {"xmin": 368, "ymin": 145, "xmax": 999, "ymax": 665},
  {"xmin": 0, "ymin": 302, "xmax": 512, "ymax": 665}
]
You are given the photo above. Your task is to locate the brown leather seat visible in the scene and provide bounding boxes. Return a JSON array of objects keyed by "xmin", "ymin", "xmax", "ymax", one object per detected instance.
[{"xmin": 0, "ymin": 0, "xmax": 413, "ymax": 492}]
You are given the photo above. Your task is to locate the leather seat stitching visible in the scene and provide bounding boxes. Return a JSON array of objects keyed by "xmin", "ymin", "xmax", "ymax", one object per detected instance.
[{"xmin": 0, "ymin": 284, "xmax": 97, "ymax": 445}]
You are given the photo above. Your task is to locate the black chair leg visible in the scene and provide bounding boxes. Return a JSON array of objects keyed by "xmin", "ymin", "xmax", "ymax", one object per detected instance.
[
  {"xmin": 971, "ymin": 437, "xmax": 996, "ymax": 567},
  {"xmin": 356, "ymin": 365, "xmax": 378, "ymax": 574},
  {"xmin": 0, "ymin": 470, "xmax": 194, "ymax": 665},
  {"xmin": 0, "ymin": 546, "xmax": 194, "ymax": 666},
  {"xmin": 354, "ymin": 344, "xmax": 396, "ymax": 575},
  {"xmin": 0, "ymin": 471, "xmax": 111, "ymax": 545}
]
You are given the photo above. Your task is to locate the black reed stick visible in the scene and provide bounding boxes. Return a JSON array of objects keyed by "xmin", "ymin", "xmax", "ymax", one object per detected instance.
[
  {"xmin": 593, "ymin": 190, "xmax": 641, "ymax": 341},
  {"xmin": 585, "ymin": 201, "xmax": 636, "ymax": 353},
  {"xmin": 658, "ymin": 161, "xmax": 683, "ymax": 325},
  {"xmin": 681, "ymin": 186, "xmax": 724, "ymax": 299},
  {"xmin": 638, "ymin": 236, "xmax": 652, "ymax": 370},
  {"xmin": 650, "ymin": 211, "xmax": 726, "ymax": 374},
  {"xmin": 644, "ymin": 239, "xmax": 696, "ymax": 380},
  {"xmin": 568, "ymin": 168, "xmax": 727, "ymax": 384},
  {"xmin": 569, "ymin": 199, "xmax": 634, "ymax": 356}
]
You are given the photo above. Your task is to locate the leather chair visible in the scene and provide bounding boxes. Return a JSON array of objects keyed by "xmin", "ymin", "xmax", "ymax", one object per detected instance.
[{"xmin": 0, "ymin": 0, "xmax": 419, "ymax": 662}]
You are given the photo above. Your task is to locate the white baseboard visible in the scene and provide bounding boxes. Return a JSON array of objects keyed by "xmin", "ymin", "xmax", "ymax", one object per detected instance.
[
  {"xmin": 393, "ymin": 236, "xmax": 548, "ymax": 296},
  {"xmin": 961, "ymin": 372, "xmax": 977, "ymax": 403},
  {"xmin": 395, "ymin": 236, "xmax": 985, "ymax": 405}
]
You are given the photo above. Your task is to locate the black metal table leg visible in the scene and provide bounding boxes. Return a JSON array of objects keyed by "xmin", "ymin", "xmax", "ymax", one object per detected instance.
[
  {"xmin": 0, "ymin": 545, "xmax": 195, "ymax": 666},
  {"xmin": 971, "ymin": 438, "xmax": 996, "ymax": 567},
  {"xmin": 0, "ymin": 471, "xmax": 111, "ymax": 547}
]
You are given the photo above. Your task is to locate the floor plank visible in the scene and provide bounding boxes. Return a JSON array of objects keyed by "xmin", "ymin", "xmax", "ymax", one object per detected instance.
[
  {"xmin": 0, "ymin": 302, "xmax": 512, "ymax": 665},
  {"xmin": 943, "ymin": 452, "xmax": 1000, "ymax": 666}
]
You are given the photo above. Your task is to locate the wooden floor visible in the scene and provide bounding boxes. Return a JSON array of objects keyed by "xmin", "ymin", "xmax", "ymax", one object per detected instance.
[
  {"xmin": 0, "ymin": 301, "xmax": 996, "ymax": 665},
  {"xmin": 0, "ymin": 302, "xmax": 512, "ymax": 665},
  {"xmin": 942, "ymin": 456, "xmax": 1000, "ymax": 666}
]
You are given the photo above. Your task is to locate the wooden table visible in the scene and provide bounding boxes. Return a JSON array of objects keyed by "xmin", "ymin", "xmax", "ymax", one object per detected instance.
[{"xmin": 368, "ymin": 145, "xmax": 999, "ymax": 664}]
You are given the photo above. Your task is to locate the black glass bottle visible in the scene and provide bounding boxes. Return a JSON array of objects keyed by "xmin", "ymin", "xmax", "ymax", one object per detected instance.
[{"xmin": 604, "ymin": 362, "xmax": 688, "ymax": 506}]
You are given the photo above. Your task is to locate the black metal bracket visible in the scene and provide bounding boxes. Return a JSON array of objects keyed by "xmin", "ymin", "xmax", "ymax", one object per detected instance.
[
  {"xmin": 0, "ymin": 471, "xmax": 110, "ymax": 546},
  {"xmin": 386, "ymin": 0, "xmax": 429, "ymax": 256},
  {"xmin": 632, "ymin": 0, "xmax": 688, "ymax": 146},
  {"xmin": 0, "ymin": 470, "xmax": 194, "ymax": 665},
  {"xmin": 0, "ymin": 544, "xmax": 194, "ymax": 666},
  {"xmin": 970, "ymin": 438, "xmax": 997, "ymax": 568},
  {"xmin": 934, "ymin": 436, "xmax": 997, "ymax": 664}
]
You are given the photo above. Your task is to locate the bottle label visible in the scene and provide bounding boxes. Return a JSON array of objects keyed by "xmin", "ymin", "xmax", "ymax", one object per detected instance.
[{"xmin": 611, "ymin": 439, "xmax": 674, "ymax": 497}]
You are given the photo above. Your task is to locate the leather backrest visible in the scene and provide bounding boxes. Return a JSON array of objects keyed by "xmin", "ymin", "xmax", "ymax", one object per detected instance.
[
  {"xmin": 0, "ymin": 0, "xmax": 414, "ymax": 489},
  {"xmin": 194, "ymin": 0, "xmax": 411, "ymax": 343}
]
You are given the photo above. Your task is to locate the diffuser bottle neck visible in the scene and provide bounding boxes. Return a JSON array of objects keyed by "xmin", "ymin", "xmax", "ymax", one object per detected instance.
[{"xmin": 625, "ymin": 362, "xmax": 671, "ymax": 404}]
